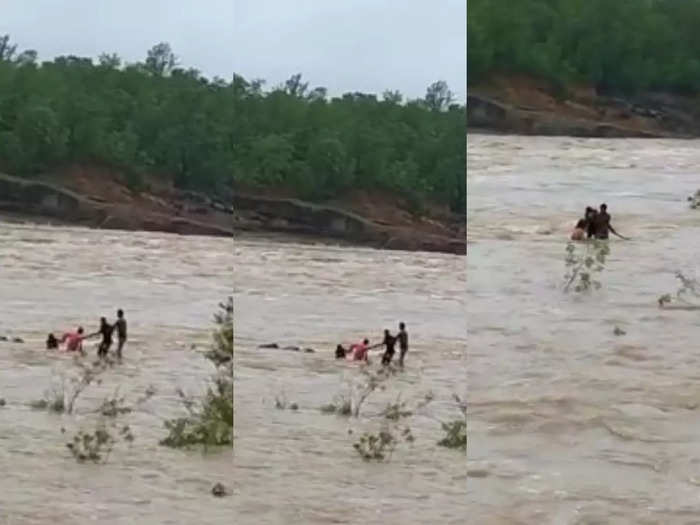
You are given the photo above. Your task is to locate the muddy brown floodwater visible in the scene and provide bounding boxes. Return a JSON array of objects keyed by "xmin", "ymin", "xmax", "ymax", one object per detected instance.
[
  {"xmin": 233, "ymin": 238, "xmax": 466, "ymax": 524},
  {"xmin": 468, "ymin": 135, "xmax": 700, "ymax": 524},
  {"xmin": 0, "ymin": 222, "xmax": 232, "ymax": 524}
]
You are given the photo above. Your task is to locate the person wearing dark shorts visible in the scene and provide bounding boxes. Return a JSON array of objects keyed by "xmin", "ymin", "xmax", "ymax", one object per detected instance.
[
  {"xmin": 380, "ymin": 329, "xmax": 396, "ymax": 365},
  {"xmin": 93, "ymin": 317, "xmax": 113, "ymax": 358},
  {"xmin": 397, "ymin": 322, "xmax": 408, "ymax": 366},
  {"xmin": 115, "ymin": 309, "xmax": 127, "ymax": 358}
]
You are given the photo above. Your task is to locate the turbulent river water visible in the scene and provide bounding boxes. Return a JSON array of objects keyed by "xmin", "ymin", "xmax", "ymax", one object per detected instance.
[
  {"xmin": 0, "ymin": 223, "xmax": 232, "ymax": 524},
  {"xmin": 467, "ymin": 135, "xmax": 700, "ymax": 524},
  {"xmin": 233, "ymin": 238, "xmax": 466, "ymax": 524}
]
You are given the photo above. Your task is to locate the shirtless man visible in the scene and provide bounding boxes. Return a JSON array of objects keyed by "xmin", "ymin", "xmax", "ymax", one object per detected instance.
[
  {"xmin": 584, "ymin": 206, "xmax": 598, "ymax": 239},
  {"xmin": 593, "ymin": 203, "xmax": 623, "ymax": 240},
  {"xmin": 397, "ymin": 322, "xmax": 409, "ymax": 366},
  {"xmin": 380, "ymin": 329, "xmax": 397, "ymax": 365},
  {"xmin": 115, "ymin": 309, "xmax": 127, "ymax": 358},
  {"xmin": 91, "ymin": 317, "xmax": 114, "ymax": 358}
]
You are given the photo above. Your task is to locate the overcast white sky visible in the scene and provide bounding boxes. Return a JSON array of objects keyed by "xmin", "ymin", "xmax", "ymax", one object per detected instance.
[{"xmin": 2, "ymin": 0, "xmax": 465, "ymax": 100}]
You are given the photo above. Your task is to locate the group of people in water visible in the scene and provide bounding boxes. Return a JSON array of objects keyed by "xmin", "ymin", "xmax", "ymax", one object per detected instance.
[
  {"xmin": 335, "ymin": 322, "xmax": 409, "ymax": 366},
  {"xmin": 46, "ymin": 309, "xmax": 127, "ymax": 359},
  {"xmin": 571, "ymin": 203, "xmax": 627, "ymax": 241}
]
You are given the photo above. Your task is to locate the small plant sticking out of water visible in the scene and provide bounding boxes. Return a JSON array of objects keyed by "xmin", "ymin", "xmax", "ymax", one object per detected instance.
[
  {"xmin": 30, "ymin": 359, "xmax": 111, "ymax": 414},
  {"xmin": 98, "ymin": 392, "xmax": 132, "ymax": 418},
  {"xmin": 352, "ymin": 423, "xmax": 415, "ymax": 462},
  {"xmin": 438, "ymin": 420, "xmax": 466, "ymax": 451},
  {"xmin": 350, "ymin": 392, "xmax": 432, "ymax": 462},
  {"xmin": 320, "ymin": 366, "xmax": 398, "ymax": 418},
  {"xmin": 65, "ymin": 421, "xmax": 134, "ymax": 464},
  {"xmin": 382, "ymin": 400, "xmax": 413, "ymax": 421},
  {"xmin": 613, "ymin": 326, "xmax": 626, "ymax": 336},
  {"xmin": 564, "ymin": 240, "xmax": 609, "ymax": 293},
  {"xmin": 320, "ymin": 394, "xmax": 353, "ymax": 416},
  {"xmin": 437, "ymin": 395, "xmax": 467, "ymax": 452},
  {"xmin": 30, "ymin": 384, "xmax": 66, "ymax": 413},
  {"xmin": 688, "ymin": 189, "xmax": 700, "ymax": 209},
  {"xmin": 658, "ymin": 294, "xmax": 672, "ymax": 307},
  {"xmin": 274, "ymin": 394, "xmax": 299, "ymax": 411},
  {"xmin": 90, "ymin": 386, "xmax": 154, "ymax": 418},
  {"xmin": 351, "ymin": 365, "xmax": 397, "ymax": 416},
  {"xmin": 658, "ymin": 272, "xmax": 700, "ymax": 309},
  {"xmin": 160, "ymin": 298, "xmax": 233, "ymax": 450},
  {"xmin": 66, "ymin": 423, "xmax": 115, "ymax": 463},
  {"xmin": 353, "ymin": 428, "xmax": 397, "ymax": 461}
]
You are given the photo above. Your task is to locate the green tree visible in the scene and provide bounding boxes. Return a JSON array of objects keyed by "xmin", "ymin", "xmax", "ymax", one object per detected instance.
[
  {"xmin": 0, "ymin": 37, "xmax": 465, "ymax": 212},
  {"xmin": 468, "ymin": 0, "xmax": 700, "ymax": 94}
]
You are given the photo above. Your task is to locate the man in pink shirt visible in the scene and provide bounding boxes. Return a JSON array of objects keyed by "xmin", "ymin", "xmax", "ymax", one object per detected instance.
[
  {"xmin": 348, "ymin": 339, "xmax": 370, "ymax": 362},
  {"xmin": 60, "ymin": 327, "xmax": 86, "ymax": 354}
]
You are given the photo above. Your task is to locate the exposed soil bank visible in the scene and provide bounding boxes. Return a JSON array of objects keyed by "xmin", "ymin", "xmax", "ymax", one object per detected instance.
[
  {"xmin": 0, "ymin": 166, "xmax": 465, "ymax": 255},
  {"xmin": 234, "ymin": 189, "xmax": 466, "ymax": 255},
  {"xmin": 468, "ymin": 75, "xmax": 700, "ymax": 138},
  {"xmin": 0, "ymin": 166, "xmax": 233, "ymax": 237}
]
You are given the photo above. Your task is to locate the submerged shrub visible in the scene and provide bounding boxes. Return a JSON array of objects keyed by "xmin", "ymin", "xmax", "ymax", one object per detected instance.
[
  {"xmin": 65, "ymin": 422, "xmax": 134, "ymax": 464},
  {"xmin": 564, "ymin": 240, "xmax": 609, "ymax": 293},
  {"xmin": 437, "ymin": 395, "xmax": 467, "ymax": 451},
  {"xmin": 658, "ymin": 271, "xmax": 700, "ymax": 308},
  {"xmin": 353, "ymin": 429, "xmax": 397, "ymax": 461},
  {"xmin": 160, "ymin": 298, "xmax": 233, "ymax": 450}
]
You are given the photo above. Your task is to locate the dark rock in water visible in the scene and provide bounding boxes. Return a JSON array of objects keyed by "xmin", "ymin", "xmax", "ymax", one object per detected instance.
[
  {"xmin": 258, "ymin": 343, "xmax": 279, "ymax": 349},
  {"xmin": 303, "ymin": 348, "xmax": 315, "ymax": 353},
  {"xmin": 12, "ymin": 337, "xmax": 24, "ymax": 343},
  {"xmin": 0, "ymin": 398, "xmax": 5, "ymax": 407},
  {"xmin": 690, "ymin": 190, "xmax": 700, "ymax": 209},
  {"xmin": 282, "ymin": 345, "xmax": 300, "ymax": 351},
  {"xmin": 211, "ymin": 482, "xmax": 227, "ymax": 497},
  {"xmin": 0, "ymin": 336, "xmax": 7, "ymax": 341}
]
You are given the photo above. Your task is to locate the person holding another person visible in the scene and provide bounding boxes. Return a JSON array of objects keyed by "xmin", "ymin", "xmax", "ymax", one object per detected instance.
[{"xmin": 379, "ymin": 329, "xmax": 397, "ymax": 365}]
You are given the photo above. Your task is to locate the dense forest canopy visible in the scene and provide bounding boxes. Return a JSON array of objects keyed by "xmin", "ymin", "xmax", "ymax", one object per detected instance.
[
  {"xmin": 468, "ymin": 0, "xmax": 700, "ymax": 95},
  {"xmin": 0, "ymin": 36, "xmax": 466, "ymax": 212},
  {"xmin": 234, "ymin": 74, "xmax": 466, "ymax": 212}
]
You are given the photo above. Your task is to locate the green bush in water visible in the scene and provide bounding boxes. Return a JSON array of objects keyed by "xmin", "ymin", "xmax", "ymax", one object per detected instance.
[{"xmin": 161, "ymin": 298, "xmax": 233, "ymax": 450}]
